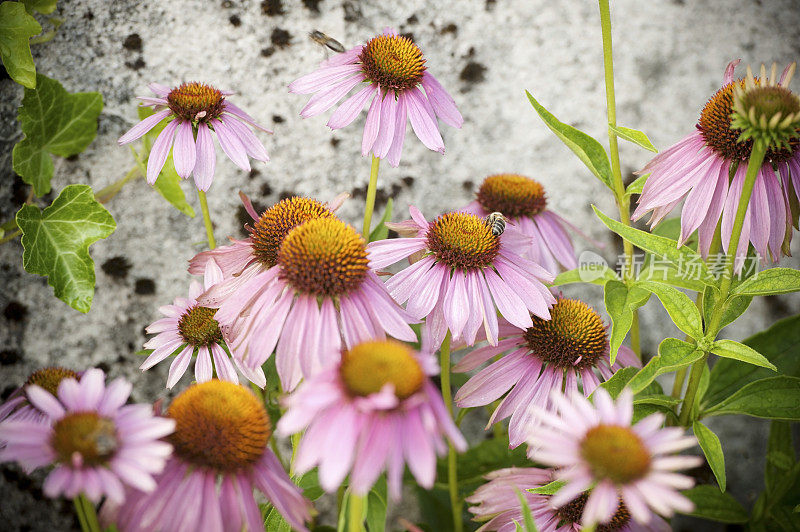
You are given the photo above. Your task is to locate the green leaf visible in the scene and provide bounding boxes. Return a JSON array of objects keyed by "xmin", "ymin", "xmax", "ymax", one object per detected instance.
[
  {"xmin": 703, "ymin": 376, "xmax": 800, "ymax": 421},
  {"xmin": 12, "ymin": 75, "xmax": 103, "ymax": 196},
  {"xmin": 594, "ymin": 366, "xmax": 638, "ymax": 399},
  {"xmin": 515, "ymin": 490, "xmax": 539, "ymax": 532},
  {"xmin": 368, "ymin": 198, "xmax": 393, "ymax": 243},
  {"xmin": 732, "ymin": 268, "xmax": 800, "ymax": 296},
  {"xmin": 693, "ymin": 421, "xmax": 726, "ymax": 492},
  {"xmin": 0, "ymin": 2, "xmax": 41, "ymax": 89},
  {"xmin": 703, "ymin": 314, "xmax": 800, "ymax": 408},
  {"xmin": 638, "ymin": 258, "xmax": 707, "ymax": 292},
  {"xmin": 636, "ymin": 280, "xmax": 703, "ymax": 339},
  {"xmin": 16, "ymin": 184, "xmax": 116, "ymax": 312},
  {"xmin": 624, "ymin": 173, "xmax": 649, "ymax": 197},
  {"xmin": 609, "ymin": 124, "xmax": 657, "ymax": 152},
  {"xmin": 633, "ymin": 393, "xmax": 682, "ymax": 407},
  {"xmin": 627, "ymin": 338, "xmax": 703, "ymax": 394},
  {"xmin": 711, "ymin": 339, "xmax": 777, "ymax": 371},
  {"xmin": 137, "ymin": 107, "xmax": 195, "ymax": 217},
  {"xmin": 765, "ymin": 421, "xmax": 795, "ymax": 495},
  {"xmin": 593, "ymin": 206, "xmax": 713, "ymax": 283},
  {"xmin": 702, "ymin": 285, "xmax": 752, "ymax": 330},
  {"xmin": 22, "ymin": 0, "xmax": 58, "ymax": 14},
  {"xmin": 604, "ymin": 280, "xmax": 650, "ymax": 364},
  {"xmin": 552, "ymin": 264, "xmax": 618, "ymax": 286},
  {"xmin": 681, "ymin": 485, "xmax": 748, "ymax": 523},
  {"xmin": 525, "ymin": 90, "xmax": 613, "ymax": 190},
  {"xmin": 366, "ymin": 476, "xmax": 387, "ymax": 532},
  {"xmin": 529, "ymin": 479, "xmax": 566, "ymax": 495}
]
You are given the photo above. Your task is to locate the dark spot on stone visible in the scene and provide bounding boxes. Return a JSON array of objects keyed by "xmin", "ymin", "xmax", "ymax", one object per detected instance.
[
  {"xmin": 11, "ymin": 176, "xmax": 28, "ymax": 206},
  {"xmin": 302, "ymin": 0, "xmax": 322, "ymax": 12},
  {"xmin": 351, "ymin": 185, "xmax": 389, "ymax": 209},
  {"xmin": 117, "ymin": 355, "xmax": 127, "ymax": 364},
  {"xmin": 460, "ymin": 61, "xmax": 486, "ymax": 83},
  {"xmin": 134, "ymin": 278, "xmax": 156, "ymax": 295},
  {"xmin": 261, "ymin": 0, "xmax": 284, "ymax": 16},
  {"xmin": 330, "ymin": 137, "xmax": 340, "ymax": 148},
  {"xmin": 485, "ymin": 0, "xmax": 497, "ymax": 10},
  {"xmin": 0, "ymin": 62, "xmax": 9, "ymax": 80},
  {"xmin": 229, "ymin": 14, "xmax": 242, "ymax": 27},
  {"xmin": 390, "ymin": 183, "xmax": 402, "ymax": 198},
  {"xmin": 96, "ymin": 362, "xmax": 110, "ymax": 373},
  {"xmin": 400, "ymin": 32, "xmax": 415, "ymax": 42},
  {"xmin": 272, "ymin": 114, "xmax": 285, "ymax": 123},
  {"xmin": 122, "ymin": 33, "xmax": 142, "ymax": 51},
  {"xmin": 261, "ymin": 46, "xmax": 276, "ymax": 57},
  {"xmin": 406, "ymin": 14, "xmax": 418, "ymax": 24},
  {"xmin": 249, "ymin": 168, "xmax": 261, "ymax": 179},
  {"xmin": 260, "ymin": 182, "xmax": 273, "ymax": 196},
  {"xmin": 65, "ymin": 154, "xmax": 79, "ymax": 162},
  {"xmin": 83, "ymin": 10, "xmax": 94, "ymax": 19},
  {"xmin": 466, "ymin": 47, "xmax": 476, "ymax": 58},
  {"xmin": 462, "ymin": 180, "xmax": 474, "ymax": 191},
  {"xmin": 102, "ymin": 256, "xmax": 132, "ymax": 279},
  {"xmin": 4, "ymin": 301, "xmax": 28, "ymax": 322},
  {"xmin": 342, "ymin": 1, "xmax": 361, "ymax": 22},
  {"xmin": 125, "ymin": 57, "xmax": 146, "ymax": 71},
  {"xmin": 401, "ymin": 176, "xmax": 415, "ymax": 187},
  {"xmin": 671, "ymin": 0, "xmax": 685, "ymax": 4},
  {"xmin": 221, "ymin": 0, "xmax": 233, "ymax": 7},
  {"xmin": 440, "ymin": 23, "xmax": 457, "ymax": 35},
  {"xmin": 278, "ymin": 190, "xmax": 297, "ymax": 201},
  {"xmin": 742, "ymin": 41, "xmax": 755, "ymax": 52},
  {"xmin": 127, "ymin": 342, "xmax": 135, "ymax": 351},
  {"xmin": 0, "ymin": 349, "xmax": 21, "ymax": 365},
  {"xmin": 271, "ymin": 28, "xmax": 292, "ymax": 47}
]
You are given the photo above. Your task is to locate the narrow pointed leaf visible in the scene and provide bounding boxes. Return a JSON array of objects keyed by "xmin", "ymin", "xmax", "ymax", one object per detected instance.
[
  {"xmin": 636, "ymin": 281, "xmax": 703, "ymax": 339},
  {"xmin": 609, "ymin": 124, "xmax": 657, "ymax": 152},
  {"xmin": 693, "ymin": 421, "xmax": 726, "ymax": 492},
  {"xmin": 711, "ymin": 339, "xmax": 777, "ymax": 371},
  {"xmin": 703, "ymin": 376, "xmax": 800, "ymax": 420},
  {"xmin": 732, "ymin": 268, "xmax": 800, "ymax": 296},
  {"xmin": 627, "ymin": 338, "xmax": 703, "ymax": 393}
]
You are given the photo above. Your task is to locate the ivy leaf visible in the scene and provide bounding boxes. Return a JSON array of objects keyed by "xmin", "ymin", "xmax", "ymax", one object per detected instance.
[
  {"xmin": 693, "ymin": 421, "xmax": 726, "ymax": 492},
  {"xmin": 604, "ymin": 280, "xmax": 650, "ymax": 363},
  {"xmin": 525, "ymin": 90, "xmax": 613, "ymax": 191},
  {"xmin": 626, "ymin": 338, "xmax": 703, "ymax": 394},
  {"xmin": 0, "ymin": 2, "xmax": 42, "ymax": 89},
  {"xmin": 12, "ymin": 75, "xmax": 103, "ymax": 196},
  {"xmin": 636, "ymin": 281, "xmax": 703, "ymax": 339},
  {"xmin": 703, "ymin": 376, "xmax": 800, "ymax": 421},
  {"xmin": 137, "ymin": 107, "xmax": 195, "ymax": 217},
  {"xmin": 681, "ymin": 486, "xmax": 748, "ymax": 523},
  {"xmin": 731, "ymin": 268, "xmax": 800, "ymax": 296},
  {"xmin": 16, "ymin": 184, "xmax": 116, "ymax": 312},
  {"xmin": 609, "ymin": 124, "xmax": 657, "ymax": 152},
  {"xmin": 22, "ymin": 0, "xmax": 58, "ymax": 15}
]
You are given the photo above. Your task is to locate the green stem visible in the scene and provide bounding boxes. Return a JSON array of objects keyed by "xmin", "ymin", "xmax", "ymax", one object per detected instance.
[
  {"xmin": 73, "ymin": 497, "xmax": 89, "ymax": 532},
  {"xmin": 348, "ymin": 493, "xmax": 364, "ymax": 532},
  {"xmin": 76, "ymin": 495, "xmax": 101, "ymax": 532},
  {"xmin": 598, "ymin": 0, "xmax": 640, "ymax": 358},
  {"xmin": 289, "ymin": 432, "xmax": 300, "ymax": 476},
  {"xmin": 678, "ymin": 142, "xmax": 767, "ymax": 426},
  {"xmin": 362, "ymin": 155, "xmax": 381, "ymax": 237},
  {"xmin": 439, "ymin": 331, "xmax": 463, "ymax": 532},
  {"xmin": 197, "ymin": 189, "xmax": 216, "ymax": 250},
  {"xmin": 0, "ymin": 229, "xmax": 22, "ymax": 245}
]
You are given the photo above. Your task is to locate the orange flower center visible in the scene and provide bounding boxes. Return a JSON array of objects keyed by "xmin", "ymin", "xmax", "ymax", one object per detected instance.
[
  {"xmin": 51, "ymin": 412, "xmax": 119, "ymax": 467},
  {"xmin": 555, "ymin": 492, "xmax": 631, "ymax": 531},
  {"xmin": 426, "ymin": 212, "xmax": 500, "ymax": 271},
  {"xmin": 166, "ymin": 82, "xmax": 225, "ymax": 123},
  {"xmin": 277, "ymin": 218, "xmax": 369, "ymax": 297},
  {"xmin": 339, "ymin": 340, "xmax": 425, "ymax": 400},
  {"xmin": 359, "ymin": 34, "xmax": 426, "ymax": 92},
  {"xmin": 476, "ymin": 174, "xmax": 547, "ymax": 218},
  {"xmin": 168, "ymin": 380, "xmax": 270, "ymax": 473},
  {"xmin": 26, "ymin": 367, "xmax": 78, "ymax": 396},
  {"xmin": 580, "ymin": 425, "xmax": 651, "ymax": 484},
  {"xmin": 178, "ymin": 306, "xmax": 222, "ymax": 346}
]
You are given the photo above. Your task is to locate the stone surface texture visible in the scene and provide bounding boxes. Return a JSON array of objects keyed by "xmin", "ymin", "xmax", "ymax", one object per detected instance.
[{"xmin": 0, "ymin": 0, "xmax": 799, "ymax": 530}]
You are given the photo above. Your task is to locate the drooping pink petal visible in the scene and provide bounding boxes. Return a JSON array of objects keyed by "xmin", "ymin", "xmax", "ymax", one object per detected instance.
[
  {"xmin": 404, "ymin": 88, "xmax": 445, "ymax": 153},
  {"xmin": 224, "ymin": 117, "xmax": 270, "ymax": 162},
  {"xmin": 300, "ymin": 75, "xmax": 363, "ymax": 118},
  {"xmin": 211, "ymin": 119, "xmax": 251, "ymax": 172},
  {"xmin": 146, "ymin": 118, "xmax": 180, "ymax": 184},
  {"xmin": 421, "ymin": 71, "xmax": 463, "ymax": 128},
  {"xmin": 289, "ymin": 64, "xmax": 363, "ymax": 94},
  {"xmin": 361, "ymin": 90, "xmax": 383, "ymax": 156},
  {"xmin": 327, "ymin": 84, "xmax": 377, "ymax": 129},
  {"xmin": 118, "ymin": 109, "xmax": 172, "ymax": 145},
  {"xmin": 173, "ymin": 120, "xmax": 197, "ymax": 178},
  {"xmin": 385, "ymin": 92, "xmax": 408, "ymax": 167}
]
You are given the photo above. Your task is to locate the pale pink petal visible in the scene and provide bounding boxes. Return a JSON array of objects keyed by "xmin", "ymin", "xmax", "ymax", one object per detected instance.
[
  {"xmin": 118, "ymin": 109, "xmax": 172, "ymax": 145},
  {"xmin": 146, "ymin": 119, "xmax": 180, "ymax": 184},
  {"xmin": 173, "ymin": 120, "xmax": 197, "ymax": 178}
]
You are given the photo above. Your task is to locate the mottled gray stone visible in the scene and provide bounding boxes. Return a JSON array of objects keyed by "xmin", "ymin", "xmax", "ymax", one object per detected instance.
[{"xmin": 1, "ymin": 0, "xmax": 799, "ymax": 530}]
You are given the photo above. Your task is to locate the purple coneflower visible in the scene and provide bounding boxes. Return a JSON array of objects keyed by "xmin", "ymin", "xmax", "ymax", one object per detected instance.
[
  {"xmin": 454, "ymin": 297, "xmax": 639, "ymax": 448},
  {"xmin": 462, "ymin": 174, "xmax": 579, "ymax": 274},
  {"xmin": 0, "ymin": 369, "xmax": 175, "ymax": 503},
  {"xmin": 367, "ymin": 206, "xmax": 555, "ymax": 348},
  {"xmin": 118, "ymin": 82, "xmax": 271, "ymax": 191},
  {"xmin": 191, "ymin": 196, "xmax": 417, "ymax": 391},
  {"xmin": 277, "ymin": 339, "xmax": 466, "ymax": 498},
  {"xmin": 527, "ymin": 389, "xmax": 701, "ymax": 527},
  {"xmin": 0, "ymin": 367, "xmax": 79, "ymax": 426},
  {"xmin": 632, "ymin": 60, "xmax": 798, "ymax": 264},
  {"xmin": 141, "ymin": 259, "xmax": 265, "ymax": 389},
  {"xmin": 466, "ymin": 467, "xmax": 668, "ymax": 532},
  {"xmin": 289, "ymin": 28, "xmax": 462, "ymax": 166},
  {"xmin": 101, "ymin": 380, "xmax": 311, "ymax": 532}
]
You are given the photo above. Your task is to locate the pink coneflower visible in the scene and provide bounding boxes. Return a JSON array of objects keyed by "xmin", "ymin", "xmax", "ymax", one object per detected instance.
[
  {"xmin": 0, "ymin": 367, "xmax": 79, "ymax": 426},
  {"xmin": 140, "ymin": 259, "xmax": 265, "ymax": 389},
  {"xmin": 277, "ymin": 339, "xmax": 466, "ymax": 498},
  {"xmin": 192, "ymin": 197, "xmax": 417, "ymax": 391},
  {"xmin": 367, "ymin": 206, "xmax": 555, "ymax": 349},
  {"xmin": 527, "ymin": 388, "xmax": 701, "ymax": 527},
  {"xmin": 101, "ymin": 380, "xmax": 311, "ymax": 532},
  {"xmin": 454, "ymin": 298, "xmax": 639, "ymax": 448},
  {"xmin": 289, "ymin": 28, "xmax": 462, "ymax": 166},
  {"xmin": 118, "ymin": 81, "xmax": 271, "ymax": 191},
  {"xmin": 466, "ymin": 467, "xmax": 668, "ymax": 532},
  {"xmin": 0, "ymin": 369, "xmax": 174, "ymax": 503},
  {"xmin": 632, "ymin": 60, "xmax": 799, "ymax": 264},
  {"xmin": 462, "ymin": 174, "xmax": 578, "ymax": 274}
]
